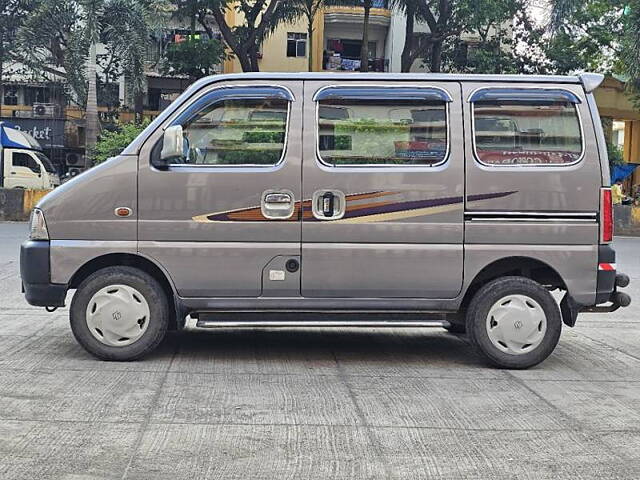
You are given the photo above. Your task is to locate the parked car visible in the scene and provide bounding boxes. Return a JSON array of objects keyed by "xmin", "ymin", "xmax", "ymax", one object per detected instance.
[
  {"xmin": 0, "ymin": 122, "xmax": 60, "ymax": 190},
  {"xmin": 20, "ymin": 72, "xmax": 631, "ymax": 368}
]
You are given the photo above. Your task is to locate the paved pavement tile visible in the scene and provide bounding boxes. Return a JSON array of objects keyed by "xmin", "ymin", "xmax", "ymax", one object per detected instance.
[
  {"xmin": 520, "ymin": 379, "xmax": 640, "ymax": 431},
  {"xmin": 169, "ymin": 329, "xmax": 340, "ymax": 376},
  {"xmin": 0, "ymin": 369, "xmax": 166, "ymax": 422},
  {"xmin": 151, "ymin": 372, "xmax": 361, "ymax": 426},
  {"xmin": 372, "ymin": 427, "xmax": 640, "ymax": 480},
  {"xmin": 0, "ymin": 420, "xmax": 140, "ymax": 480},
  {"xmin": 124, "ymin": 423, "xmax": 385, "ymax": 480},
  {"xmin": 343, "ymin": 375, "xmax": 570, "ymax": 431}
]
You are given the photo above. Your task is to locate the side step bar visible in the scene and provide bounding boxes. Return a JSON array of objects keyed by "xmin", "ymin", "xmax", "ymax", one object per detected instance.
[{"xmin": 190, "ymin": 312, "xmax": 451, "ymax": 329}]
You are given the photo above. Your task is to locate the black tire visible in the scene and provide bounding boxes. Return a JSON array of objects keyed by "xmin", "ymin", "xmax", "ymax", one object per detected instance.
[
  {"xmin": 466, "ymin": 276, "xmax": 562, "ymax": 369},
  {"xmin": 70, "ymin": 266, "xmax": 169, "ymax": 361}
]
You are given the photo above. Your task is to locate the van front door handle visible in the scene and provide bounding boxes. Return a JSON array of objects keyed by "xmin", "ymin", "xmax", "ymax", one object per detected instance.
[
  {"xmin": 261, "ymin": 189, "xmax": 295, "ymax": 220},
  {"xmin": 264, "ymin": 193, "xmax": 292, "ymax": 205}
]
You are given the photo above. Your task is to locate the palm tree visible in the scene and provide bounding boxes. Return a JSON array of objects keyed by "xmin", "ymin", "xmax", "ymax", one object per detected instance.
[
  {"xmin": 359, "ymin": 0, "xmax": 372, "ymax": 71},
  {"xmin": 390, "ymin": 0, "xmax": 427, "ymax": 72},
  {"xmin": 291, "ymin": 0, "xmax": 328, "ymax": 71},
  {"xmin": 83, "ymin": 0, "xmax": 167, "ymax": 160},
  {"xmin": 17, "ymin": 0, "xmax": 167, "ymax": 164},
  {"xmin": 81, "ymin": 0, "xmax": 101, "ymax": 163}
]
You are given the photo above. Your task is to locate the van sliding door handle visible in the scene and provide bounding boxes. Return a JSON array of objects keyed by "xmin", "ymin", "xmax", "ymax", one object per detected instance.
[
  {"xmin": 261, "ymin": 189, "xmax": 295, "ymax": 220},
  {"xmin": 312, "ymin": 190, "xmax": 346, "ymax": 220}
]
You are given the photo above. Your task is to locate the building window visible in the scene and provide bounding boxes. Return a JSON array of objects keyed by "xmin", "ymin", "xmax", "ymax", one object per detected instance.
[
  {"xmin": 24, "ymin": 87, "xmax": 50, "ymax": 106},
  {"xmin": 287, "ymin": 33, "xmax": 307, "ymax": 58},
  {"xmin": 472, "ymin": 89, "xmax": 583, "ymax": 166},
  {"xmin": 3, "ymin": 86, "xmax": 18, "ymax": 106},
  {"xmin": 316, "ymin": 88, "xmax": 449, "ymax": 166}
]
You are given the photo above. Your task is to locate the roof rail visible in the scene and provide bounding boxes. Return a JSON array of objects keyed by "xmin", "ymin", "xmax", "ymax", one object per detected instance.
[{"xmin": 578, "ymin": 73, "xmax": 605, "ymax": 93}]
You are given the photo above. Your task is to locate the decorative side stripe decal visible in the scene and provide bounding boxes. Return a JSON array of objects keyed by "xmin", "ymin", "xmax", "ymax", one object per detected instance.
[{"xmin": 193, "ymin": 190, "xmax": 517, "ymax": 223}]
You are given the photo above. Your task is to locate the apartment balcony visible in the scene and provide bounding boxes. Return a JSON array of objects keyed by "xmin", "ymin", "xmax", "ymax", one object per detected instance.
[{"xmin": 324, "ymin": 1, "xmax": 391, "ymax": 27}]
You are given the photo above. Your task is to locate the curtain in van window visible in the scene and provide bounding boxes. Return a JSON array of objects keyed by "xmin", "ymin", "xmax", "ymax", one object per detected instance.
[{"xmin": 473, "ymin": 97, "xmax": 582, "ymax": 165}]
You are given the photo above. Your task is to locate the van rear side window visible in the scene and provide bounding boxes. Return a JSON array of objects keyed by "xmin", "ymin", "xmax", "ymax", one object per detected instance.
[
  {"xmin": 315, "ymin": 87, "xmax": 450, "ymax": 167},
  {"xmin": 471, "ymin": 89, "xmax": 583, "ymax": 166}
]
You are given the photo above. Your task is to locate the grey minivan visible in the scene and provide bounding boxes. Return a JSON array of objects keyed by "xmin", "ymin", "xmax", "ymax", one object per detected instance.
[{"xmin": 20, "ymin": 72, "xmax": 631, "ymax": 368}]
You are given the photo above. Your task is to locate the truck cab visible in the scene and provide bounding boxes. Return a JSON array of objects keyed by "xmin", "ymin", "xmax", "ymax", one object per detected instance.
[{"xmin": 0, "ymin": 122, "xmax": 60, "ymax": 190}]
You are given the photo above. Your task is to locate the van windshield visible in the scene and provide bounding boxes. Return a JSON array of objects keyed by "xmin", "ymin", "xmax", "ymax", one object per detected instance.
[{"xmin": 35, "ymin": 152, "xmax": 56, "ymax": 173}]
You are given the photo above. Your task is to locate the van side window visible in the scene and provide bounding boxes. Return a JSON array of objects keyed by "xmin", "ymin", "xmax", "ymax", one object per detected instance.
[
  {"xmin": 315, "ymin": 87, "xmax": 450, "ymax": 166},
  {"xmin": 471, "ymin": 89, "xmax": 583, "ymax": 166},
  {"xmin": 168, "ymin": 88, "xmax": 292, "ymax": 166},
  {"xmin": 13, "ymin": 152, "xmax": 40, "ymax": 173}
]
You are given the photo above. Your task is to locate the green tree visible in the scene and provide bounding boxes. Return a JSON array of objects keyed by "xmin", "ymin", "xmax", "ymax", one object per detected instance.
[
  {"xmin": 170, "ymin": 0, "xmax": 299, "ymax": 72},
  {"xmin": 91, "ymin": 119, "xmax": 150, "ymax": 164},
  {"xmin": 16, "ymin": 0, "xmax": 170, "ymax": 162},
  {"xmin": 393, "ymin": 0, "xmax": 542, "ymax": 74},
  {"xmin": 548, "ymin": 0, "xmax": 640, "ymax": 106},
  {"xmin": 162, "ymin": 37, "xmax": 225, "ymax": 79},
  {"xmin": 547, "ymin": 0, "xmax": 625, "ymax": 74},
  {"xmin": 206, "ymin": 0, "xmax": 299, "ymax": 72},
  {"xmin": 442, "ymin": 0, "xmax": 543, "ymax": 73},
  {"xmin": 0, "ymin": 1, "xmax": 32, "ymax": 111}
]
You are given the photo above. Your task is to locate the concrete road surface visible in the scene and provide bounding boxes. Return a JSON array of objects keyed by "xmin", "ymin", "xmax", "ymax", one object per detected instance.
[{"xmin": 1, "ymin": 221, "xmax": 639, "ymax": 479}]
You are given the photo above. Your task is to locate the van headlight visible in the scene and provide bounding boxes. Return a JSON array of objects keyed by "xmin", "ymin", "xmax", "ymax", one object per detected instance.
[{"xmin": 29, "ymin": 208, "xmax": 49, "ymax": 240}]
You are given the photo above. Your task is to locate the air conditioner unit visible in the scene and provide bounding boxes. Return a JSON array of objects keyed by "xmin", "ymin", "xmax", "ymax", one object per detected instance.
[
  {"xmin": 32, "ymin": 103, "xmax": 59, "ymax": 117},
  {"xmin": 67, "ymin": 167, "xmax": 84, "ymax": 177},
  {"xmin": 65, "ymin": 152, "xmax": 85, "ymax": 167}
]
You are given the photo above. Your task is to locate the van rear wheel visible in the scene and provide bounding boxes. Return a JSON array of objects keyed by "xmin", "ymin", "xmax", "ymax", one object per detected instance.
[
  {"xmin": 466, "ymin": 276, "xmax": 561, "ymax": 369},
  {"xmin": 70, "ymin": 266, "xmax": 169, "ymax": 361}
]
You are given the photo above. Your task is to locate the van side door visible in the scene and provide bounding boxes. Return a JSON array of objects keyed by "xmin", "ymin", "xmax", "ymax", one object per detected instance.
[
  {"xmin": 137, "ymin": 82, "xmax": 303, "ymax": 298},
  {"xmin": 300, "ymin": 81, "xmax": 464, "ymax": 299}
]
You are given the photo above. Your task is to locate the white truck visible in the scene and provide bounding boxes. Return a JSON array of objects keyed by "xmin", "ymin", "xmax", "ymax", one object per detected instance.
[{"xmin": 0, "ymin": 122, "xmax": 60, "ymax": 190}]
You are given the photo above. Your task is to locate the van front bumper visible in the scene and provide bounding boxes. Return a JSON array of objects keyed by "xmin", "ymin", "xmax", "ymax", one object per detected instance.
[{"xmin": 20, "ymin": 240, "xmax": 67, "ymax": 307}]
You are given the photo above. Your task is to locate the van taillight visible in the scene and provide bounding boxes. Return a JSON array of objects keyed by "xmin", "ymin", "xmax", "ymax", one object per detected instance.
[{"xmin": 600, "ymin": 187, "xmax": 613, "ymax": 243}]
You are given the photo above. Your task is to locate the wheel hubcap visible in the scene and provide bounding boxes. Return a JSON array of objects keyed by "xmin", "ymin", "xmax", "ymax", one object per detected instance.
[
  {"xmin": 85, "ymin": 284, "xmax": 150, "ymax": 347},
  {"xmin": 486, "ymin": 294, "xmax": 547, "ymax": 355}
]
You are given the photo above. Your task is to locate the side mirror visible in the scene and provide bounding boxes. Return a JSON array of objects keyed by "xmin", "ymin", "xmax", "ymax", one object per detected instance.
[{"xmin": 157, "ymin": 125, "xmax": 185, "ymax": 167}]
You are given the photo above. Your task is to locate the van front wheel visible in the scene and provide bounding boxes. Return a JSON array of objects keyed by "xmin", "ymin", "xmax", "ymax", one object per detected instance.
[
  {"xmin": 466, "ymin": 276, "xmax": 561, "ymax": 369},
  {"xmin": 70, "ymin": 266, "xmax": 169, "ymax": 361}
]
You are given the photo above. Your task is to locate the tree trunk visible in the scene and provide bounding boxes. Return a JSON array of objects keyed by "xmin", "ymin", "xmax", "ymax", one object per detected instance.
[
  {"xmin": 85, "ymin": 42, "xmax": 99, "ymax": 167},
  {"xmin": 430, "ymin": 40, "xmax": 443, "ymax": 72},
  {"xmin": 235, "ymin": 47, "xmax": 253, "ymax": 72},
  {"xmin": 360, "ymin": 1, "xmax": 371, "ymax": 72},
  {"xmin": 400, "ymin": 4, "xmax": 415, "ymax": 72},
  {"xmin": 308, "ymin": 16, "xmax": 314, "ymax": 72},
  {"xmin": 134, "ymin": 90, "xmax": 144, "ymax": 123},
  {"xmin": 0, "ymin": 37, "xmax": 4, "ymax": 117},
  {"xmin": 248, "ymin": 45, "xmax": 260, "ymax": 72}
]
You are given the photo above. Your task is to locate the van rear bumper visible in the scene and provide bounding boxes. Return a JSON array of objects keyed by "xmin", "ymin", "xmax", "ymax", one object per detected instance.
[
  {"xmin": 595, "ymin": 245, "xmax": 617, "ymax": 304},
  {"xmin": 585, "ymin": 244, "xmax": 631, "ymax": 311},
  {"xmin": 20, "ymin": 240, "xmax": 67, "ymax": 307}
]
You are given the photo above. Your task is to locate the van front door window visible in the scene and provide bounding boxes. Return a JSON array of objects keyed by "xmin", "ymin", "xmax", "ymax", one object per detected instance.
[{"xmin": 176, "ymin": 97, "xmax": 289, "ymax": 166}]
